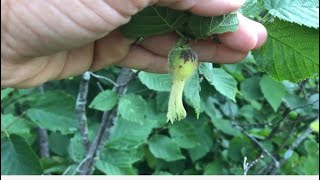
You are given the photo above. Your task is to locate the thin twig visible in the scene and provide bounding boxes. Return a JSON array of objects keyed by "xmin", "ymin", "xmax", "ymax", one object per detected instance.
[
  {"xmin": 38, "ymin": 85, "xmax": 50, "ymax": 158},
  {"xmin": 265, "ymin": 109, "xmax": 290, "ymax": 140},
  {"xmin": 268, "ymin": 127, "xmax": 313, "ymax": 175},
  {"xmin": 76, "ymin": 72, "xmax": 91, "ymax": 153},
  {"xmin": 76, "ymin": 68, "xmax": 134, "ymax": 175},
  {"xmin": 243, "ymin": 154, "xmax": 264, "ymax": 175},
  {"xmin": 243, "ymin": 157, "xmax": 249, "ymax": 175},
  {"xmin": 72, "ymin": 156, "xmax": 91, "ymax": 175},
  {"xmin": 227, "ymin": 101, "xmax": 280, "ymax": 174},
  {"xmin": 266, "ymin": 100, "xmax": 319, "ymax": 140},
  {"xmin": 241, "ymin": 129, "xmax": 279, "ymax": 169},
  {"xmin": 118, "ymin": 70, "xmax": 140, "ymax": 87},
  {"xmin": 297, "ymin": 80, "xmax": 308, "ymax": 99},
  {"xmin": 288, "ymin": 100, "xmax": 319, "ymax": 112},
  {"xmin": 236, "ymin": 121, "xmax": 273, "ymax": 129},
  {"xmin": 89, "ymin": 72, "xmax": 119, "ymax": 87},
  {"xmin": 277, "ymin": 120, "xmax": 299, "ymax": 152},
  {"xmin": 62, "ymin": 166, "xmax": 73, "ymax": 175},
  {"xmin": 38, "ymin": 128, "xmax": 50, "ymax": 158},
  {"xmin": 96, "ymin": 82, "xmax": 104, "ymax": 92}
]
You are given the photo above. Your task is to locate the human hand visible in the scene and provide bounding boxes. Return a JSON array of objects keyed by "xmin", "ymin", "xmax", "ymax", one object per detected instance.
[{"xmin": 1, "ymin": 0, "xmax": 267, "ymax": 88}]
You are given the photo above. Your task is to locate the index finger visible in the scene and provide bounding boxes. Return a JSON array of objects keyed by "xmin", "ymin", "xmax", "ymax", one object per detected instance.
[{"xmin": 158, "ymin": 0, "xmax": 245, "ymax": 16}]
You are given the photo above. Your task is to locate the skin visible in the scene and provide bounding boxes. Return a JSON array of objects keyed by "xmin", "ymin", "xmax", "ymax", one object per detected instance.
[{"xmin": 1, "ymin": 0, "xmax": 267, "ymax": 88}]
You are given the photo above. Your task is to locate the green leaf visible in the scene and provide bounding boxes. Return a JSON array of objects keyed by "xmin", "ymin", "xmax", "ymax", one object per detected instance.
[
  {"xmin": 211, "ymin": 118, "xmax": 240, "ymax": 136},
  {"xmin": 155, "ymin": 92, "xmax": 170, "ymax": 112},
  {"xmin": 228, "ymin": 137, "xmax": 246, "ymax": 161},
  {"xmin": 118, "ymin": 94, "xmax": 147, "ymax": 124},
  {"xmin": 154, "ymin": 171, "xmax": 173, "ymax": 175},
  {"xmin": 96, "ymin": 148, "xmax": 142, "ymax": 175},
  {"xmin": 89, "ymin": 90, "xmax": 119, "ymax": 111},
  {"xmin": 265, "ymin": 0, "xmax": 319, "ymax": 28},
  {"xmin": 48, "ymin": 132, "xmax": 70, "ymax": 156},
  {"xmin": 259, "ymin": 76, "xmax": 286, "ymax": 111},
  {"xmin": 187, "ymin": 120, "xmax": 213, "ymax": 162},
  {"xmin": 309, "ymin": 93, "xmax": 319, "ymax": 110},
  {"xmin": 187, "ymin": 12, "xmax": 239, "ymax": 39},
  {"xmin": 283, "ymin": 93, "xmax": 309, "ymax": 109},
  {"xmin": 310, "ymin": 119, "xmax": 319, "ymax": 133},
  {"xmin": 238, "ymin": 105, "xmax": 259, "ymax": 121},
  {"xmin": 68, "ymin": 124, "xmax": 98, "ymax": 162},
  {"xmin": 282, "ymin": 151, "xmax": 300, "ymax": 174},
  {"xmin": 57, "ymin": 164, "xmax": 78, "ymax": 175},
  {"xmin": 121, "ymin": 6, "xmax": 188, "ymax": 38},
  {"xmin": 99, "ymin": 148, "xmax": 143, "ymax": 167},
  {"xmin": 26, "ymin": 91, "xmax": 78, "ymax": 135},
  {"xmin": 239, "ymin": 0, "xmax": 265, "ymax": 19},
  {"xmin": 106, "ymin": 117, "xmax": 153, "ymax": 150},
  {"xmin": 304, "ymin": 140, "xmax": 319, "ymax": 154},
  {"xmin": 200, "ymin": 63, "xmax": 238, "ymax": 101},
  {"xmin": 121, "ymin": 6, "xmax": 239, "ymax": 39},
  {"xmin": 298, "ymin": 141, "xmax": 319, "ymax": 175},
  {"xmin": 228, "ymin": 136, "xmax": 257, "ymax": 162},
  {"xmin": 1, "ymin": 88, "xmax": 14, "ymax": 101},
  {"xmin": 138, "ymin": 72, "xmax": 172, "ymax": 92},
  {"xmin": 27, "ymin": 108, "xmax": 78, "ymax": 134},
  {"xmin": 204, "ymin": 161, "xmax": 224, "ymax": 175},
  {"xmin": 221, "ymin": 101, "xmax": 238, "ymax": 117},
  {"xmin": 96, "ymin": 161, "xmax": 136, "ymax": 175},
  {"xmin": 41, "ymin": 156, "xmax": 71, "ymax": 175},
  {"xmin": 1, "ymin": 134, "xmax": 43, "ymax": 175},
  {"xmin": 148, "ymin": 135, "xmax": 185, "ymax": 161},
  {"xmin": 68, "ymin": 133, "xmax": 86, "ymax": 162},
  {"xmin": 168, "ymin": 121, "xmax": 200, "ymax": 149},
  {"xmin": 240, "ymin": 77, "xmax": 263, "ymax": 101},
  {"xmin": 145, "ymin": 102, "xmax": 167, "ymax": 128},
  {"xmin": 252, "ymin": 19, "xmax": 319, "ymax": 82},
  {"xmin": 184, "ymin": 72, "xmax": 201, "ymax": 117},
  {"xmin": 1, "ymin": 114, "xmax": 33, "ymax": 136},
  {"xmin": 299, "ymin": 155, "xmax": 319, "ymax": 175},
  {"xmin": 144, "ymin": 146, "xmax": 158, "ymax": 169},
  {"xmin": 203, "ymin": 97, "xmax": 223, "ymax": 119}
]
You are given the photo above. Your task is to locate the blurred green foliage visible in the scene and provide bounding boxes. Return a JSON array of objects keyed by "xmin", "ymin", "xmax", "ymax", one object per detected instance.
[{"xmin": 1, "ymin": 56, "xmax": 318, "ymax": 175}]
